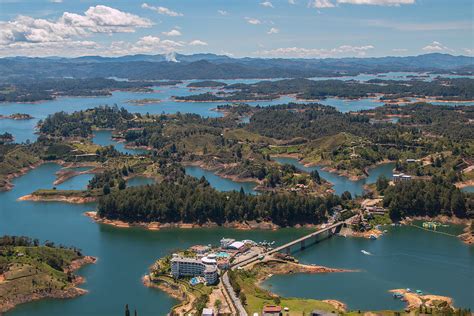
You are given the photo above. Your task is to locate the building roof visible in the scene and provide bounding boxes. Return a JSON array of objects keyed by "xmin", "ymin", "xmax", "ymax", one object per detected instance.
[
  {"xmin": 263, "ymin": 305, "xmax": 282, "ymax": 312},
  {"xmin": 202, "ymin": 308, "xmax": 214, "ymax": 316},
  {"xmin": 229, "ymin": 241, "xmax": 245, "ymax": 249}
]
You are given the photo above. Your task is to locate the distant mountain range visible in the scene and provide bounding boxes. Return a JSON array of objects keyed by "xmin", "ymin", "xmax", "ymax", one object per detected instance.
[{"xmin": 1, "ymin": 53, "xmax": 472, "ymax": 81}]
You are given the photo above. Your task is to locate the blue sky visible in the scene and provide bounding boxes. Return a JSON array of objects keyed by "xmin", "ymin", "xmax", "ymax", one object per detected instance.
[{"xmin": 0, "ymin": 0, "xmax": 472, "ymax": 58}]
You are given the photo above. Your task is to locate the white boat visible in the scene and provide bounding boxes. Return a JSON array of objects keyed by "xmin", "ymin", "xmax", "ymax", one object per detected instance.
[{"xmin": 361, "ymin": 250, "xmax": 372, "ymax": 255}]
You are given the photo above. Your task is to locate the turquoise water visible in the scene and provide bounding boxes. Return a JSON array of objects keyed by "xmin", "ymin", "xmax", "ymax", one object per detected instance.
[
  {"xmin": 91, "ymin": 130, "xmax": 148, "ymax": 155},
  {"xmin": 263, "ymin": 225, "xmax": 474, "ymax": 310},
  {"xmin": 184, "ymin": 165, "xmax": 257, "ymax": 194},
  {"xmin": 1, "ymin": 164, "xmax": 472, "ymax": 314},
  {"xmin": 55, "ymin": 174, "xmax": 94, "ymax": 190},
  {"xmin": 2, "ymin": 75, "xmax": 471, "ymax": 143},
  {"xmin": 1, "ymin": 163, "xmax": 310, "ymax": 316},
  {"xmin": 462, "ymin": 186, "xmax": 474, "ymax": 193},
  {"xmin": 273, "ymin": 157, "xmax": 394, "ymax": 196}
]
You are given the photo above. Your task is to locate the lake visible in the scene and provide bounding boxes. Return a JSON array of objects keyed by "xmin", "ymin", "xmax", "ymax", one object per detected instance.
[{"xmin": 273, "ymin": 156, "xmax": 395, "ymax": 196}]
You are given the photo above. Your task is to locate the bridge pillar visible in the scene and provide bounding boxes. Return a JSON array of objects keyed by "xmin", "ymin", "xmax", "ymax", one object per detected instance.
[
  {"xmin": 285, "ymin": 247, "xmax": 291, "ymax": 255},
  {"xmin": 300, "ymin": 240, "xmax": 305, "ymax": 250}
]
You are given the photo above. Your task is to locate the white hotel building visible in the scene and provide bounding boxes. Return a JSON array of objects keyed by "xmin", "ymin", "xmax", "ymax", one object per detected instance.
[{"xmin": 170, "ymin": 254, "xmax": 219, "ymax": 285}]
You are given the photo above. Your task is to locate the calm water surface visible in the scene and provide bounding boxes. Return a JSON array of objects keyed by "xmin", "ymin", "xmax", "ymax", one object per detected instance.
[
  {"xmin": 273, "ymin": 157, "xmax": 394, "ymax": 196},
  {"xmin": 1, "ymin": 163, "xmax": 310, "ymax": 316},
  {"xmin": 184, "ymin": 166, "xmax": 257, "ymax": 194}
]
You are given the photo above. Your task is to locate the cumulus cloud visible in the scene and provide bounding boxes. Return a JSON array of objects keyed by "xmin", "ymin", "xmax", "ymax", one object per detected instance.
[
  {"xmin": 464, "ymin": 48, "xmax": 474, "ymax": 56},
  {"xmin": 162, "ymin": 29, "xmax": 181, "ymax": 36},
  {"xmin": 267, "ymin": 27, "xmax": 279, "ymax": 34},
  {"xmin": 189, "ymin": 40, "xmax": 208, "ymax": 46},
  {"xmin": 308, "ymin": 0, "xmax": 415, "ymax": 8},
  {"xmin": 392, "ymin": 48, "xmax": 408, "ymax": 52},
  {"xmin": 141, "ymin": 3, "xmax": 183, "ymax": 17},
  {"xmin": 256, "ymin": 44, "xmax": 375, "ymax": 58},
  {"xmin": 308, "ymin": 0, "xmax": 335, "ymax": 8},
  {"xmin": 261, "ymin": 1, "xmax": 274, "ymax": 8},
  {"xmin": 245, "ymin": 17, "xmax": 262, "ymax": 25},
  {"xmin": 218, "ymin": 10, "xmax": 228, "ymax": 16},
  {"xmin": 0, "ymin": 5, "xmax": 152, "ymax": 47},
  {"xmin": 337, "ymin": 0, "xmax": 415, "ymax": 5},
  {"xmin": 422, "ymin": 41, "xmax": 453, "ymax": 52}
]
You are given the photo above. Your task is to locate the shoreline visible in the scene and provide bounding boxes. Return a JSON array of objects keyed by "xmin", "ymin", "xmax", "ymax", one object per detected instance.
[
  {"xmin": 85, "ymin": 211, "xmax": 291, "ymax": 230},
  {"xmin": 0, "ymin": 256, "xmax": 97, "ymax": 314},
  {"xmin": 18, "ymin": 194, "xmax": 96, "ymax": 204},
  {"xmin": 388, "ymin": 289, "xmax": 454, "ymax": 310}
]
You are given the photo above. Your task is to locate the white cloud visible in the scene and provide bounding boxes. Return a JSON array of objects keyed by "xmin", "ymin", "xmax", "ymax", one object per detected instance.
[
  {"xmin": 141, "ymin": 3, "xmax": 183, "ymax": 17},
  {"xmin": 256, "ymin": 44, "xmax": 375, "ymax": 58},
  {"xmin": 464, "ymin": 48, "xmax": 474, "ymax": 56},
  {"xmin": 50, "ymin": 0, "xmax": 63, "ymax": 3},
  {"xmin": 267, "ymin": 27, "xmax": 279, "ymax": 34},
  {"xmin": 308, "ymin": 0, "xmax": 415, "ymax": 8},
  {"xmin": 189, "ymin": 40, "xmax": 208, "ymax": 46},
  {"xmin": 422, "ymin": 41, "xmax": 453, "ymax": 52},
  {"xmin": 261, "ymin": 1, "xmax": 274, "ymax": 8},
  {"xmin": 0, "ymin": 5, "xmax": 152, "ymax": 47},
  {"xmin": 337, "ymin": 0, "xmax": 415, "ymax": 5},
  {"xmin": 245, "ymin": 17, "xmax": 262, "ymax": 25},
  {"xmin": 162, "ymin": 29, "xmax": 181, "ymax": 36},
  {"xmin": 288, "ymin": 0, "xmax": 296, "ymax": 4},
  {"xmin": 367, "ymin": 20, "xmax": 471, "ymax": 31},
  {"xmin": 392, "ymin": 48, "xmax": 408, "ymax": 52},
  {"xmin": 308, "ymin": 0, "xmax": 335, "ymax": 8},
  {"xmin": 217, "ymin": 10, "xmax": 228, "ymax": 16}
]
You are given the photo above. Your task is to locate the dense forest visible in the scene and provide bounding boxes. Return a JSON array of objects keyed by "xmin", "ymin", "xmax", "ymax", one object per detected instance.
[
  {"xmin": 97, "ymin": 176, "xmax": 340, "ymax": 226},
  {"xmin": 0, "ymin": 78, "xmax": 155, "ymax": 102},
  {"xmin": 177, "ymin": 78, "xmax": 474, "ymax": 102},
  {"xmin": 382, "ymin": 178, "xmax": 472, "ymax": 220}
]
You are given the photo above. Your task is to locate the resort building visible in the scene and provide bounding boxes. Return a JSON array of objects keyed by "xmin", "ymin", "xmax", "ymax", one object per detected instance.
[
  {"xmin": 393, "ymin": 173, "xmax": 412, "ymax": 182},
  {"xmin": 202, "ymin": 308, "xmax": 214, "ymax": 316},
  {"xmin": 220, "ymin": 238, "xmax": 235, "ymax": 248},
  {"xmin": 263, "ymin": 305, "xmax": 282, "ymax": 316},
  {"xmin": 170, "ymin": 254, "xmax": 219, "ymax": 285}
]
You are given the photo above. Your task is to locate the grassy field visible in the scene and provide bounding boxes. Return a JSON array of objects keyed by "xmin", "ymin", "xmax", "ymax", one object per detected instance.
[
  {"xmin": 0, "ymin": 244, "xmax": 84, "ymax": 311},
  {"xmin": 233, "ymin": 270, "xmax": 338, "ymax": 315}
]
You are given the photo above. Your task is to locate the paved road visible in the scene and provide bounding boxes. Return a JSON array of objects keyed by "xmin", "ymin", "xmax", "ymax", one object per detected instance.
[{"xmin": 222, "ymin": 271, "xmax": 248, "ymax": 316}]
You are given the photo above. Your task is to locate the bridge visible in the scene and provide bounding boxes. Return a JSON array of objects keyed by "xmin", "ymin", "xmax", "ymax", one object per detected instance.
[
  {"xmin": 233, "ymin": 216, "xmax": 355, "ymax": 269},
  {"xmin": 267, "ymin": 220, "xmax": 346, "ymax": 255}
]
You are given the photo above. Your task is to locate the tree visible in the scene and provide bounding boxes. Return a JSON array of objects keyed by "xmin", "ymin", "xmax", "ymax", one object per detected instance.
[
  {"xmin": 310, "ymin": 170, "xmax": 321, "ymax": 184},
  {"xmin": 239, "ymin": 292, "xmax": 247, "ymax": 305},
  {"xmin": 125, "ymin": 304, "xmax": 130, "ymax": 316},
  {"xmin": 341, "ymin": 191, "xmax": 352, "ymax": 201},
  {"xmin": 118, "ymin": 179, "xmax": 126, "ymax": 190},
  {"xmin": 103, "ymin": 184, "xmax": 111, "ymax": 195},
  {"xmin": 376, "ymin": 176, "xmax": 389, "ymax": 194},
  {"xmin": 214, "ymin": 299, "xmax": 222, "ymax": 313}
]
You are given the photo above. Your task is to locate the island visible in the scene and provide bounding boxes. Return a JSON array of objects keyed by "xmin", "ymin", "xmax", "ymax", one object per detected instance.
[
  {"xmin": 0, "ymin": 236, "xmax": 96, "ymax": 313},
  {"xmin": 143, "ymin": 239, "xmax": 467, "ymax": 315}
]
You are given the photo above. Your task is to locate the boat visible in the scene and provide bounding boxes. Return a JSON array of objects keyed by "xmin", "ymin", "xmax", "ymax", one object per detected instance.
[
  {"xmin": 361, "ymin": 250, "xmax": 372, "ymax": 255},
  {"xmin": 393, "ymin": 292, "xmax": 404, "ymax": 299},
  {"xmin": 369, "ymin": 234, "xmax": 377, "ymax": 240}
]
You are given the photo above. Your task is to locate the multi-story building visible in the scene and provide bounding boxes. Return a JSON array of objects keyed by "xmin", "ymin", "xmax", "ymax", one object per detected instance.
[{"xmin": 170, "ymin": 254, "xmax": 219, "ymax": 285}]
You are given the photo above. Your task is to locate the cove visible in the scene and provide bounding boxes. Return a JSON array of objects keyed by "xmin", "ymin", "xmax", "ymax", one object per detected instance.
[
  {"xmin": 1, "ymin": 163, "xmax": 310, "ymax": 316},
  {"xmin": 263, "ymin": 224, "xmax": 473, "ymax": 310},
  {"xmin": 273, "ymin": 157, "xmax": 394, "ymax": 196},
  {"xmin": 184, "ymin": 165, "xmax": 257, "ymax": 194}
]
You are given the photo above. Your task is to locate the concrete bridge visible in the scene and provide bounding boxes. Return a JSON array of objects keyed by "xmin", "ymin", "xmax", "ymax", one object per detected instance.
[
  {"xmin": 233, "ymin": 217, "xmax": 354, "ymax": 269},
  {"xmin": 268, "ymin": 220, "xmax": 345, "ymax": 255}
]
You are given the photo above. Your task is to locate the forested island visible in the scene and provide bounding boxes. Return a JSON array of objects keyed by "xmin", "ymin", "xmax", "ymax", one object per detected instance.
[
  {"xmin": 0, "ymin": 101, "xmax": 469, "ymax": 228},
  {"xmin": 0, "ymin": 236, "xmax": 96, "ymax": 313},
  {"xmin": 176, "ymin": 77, "xmax": 474, "ymax": 102},
  {"xmin": 0, "ymin": 78, "xmax": 155, "ymax": 102}
]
